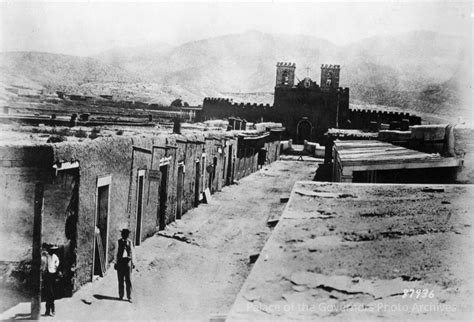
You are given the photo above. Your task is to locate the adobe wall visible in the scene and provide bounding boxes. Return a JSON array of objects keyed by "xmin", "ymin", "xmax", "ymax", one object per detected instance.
[
  {"xmin": 349, "ymin": 108, "xmax": 422, "ymax": 130},
  {"xmin": 0, "ymin": 145, "xmax": 66, "ymax": 261},
  {"xmin": 273, "ymin": 87, "xmax": 350, "ymax": 142},
  {"xmin": 131, "ymin": 136, "xmax": 166, "ymax": 238},
  {"xmin": 178, "ymin": 136, "xmax": 204, "ymax": 213},
  {"xmin": 199, "ymin": 87, "xmax": 350, "ymax": 144},
  {"xmin": 1, "ymin": 129, "xmax": 283, "ymax": 292},
  {"xmin": 0, "ymin": 145, "xmax": 75, "ymax": 290},
  {"xmin": 377, "ymin": 124, "xmax": 474, "ymax": 183},
  {"xmin": 53, "ymin": 137, "xmax": 134, "ymax": 286},
  {"xmin": 325, "ymin": 124, "xmax": 473, "ymax": 184},
  {"xmin": 453, "ymin": 126, "xmax": 474, "ymax": 183},
  {"xmin": 202, "ymin": 136, "xmax": 231, "ymax": 193},
  {"xmin": 198, "ymin": 98, "xmax": 273, "ymax": 124}
]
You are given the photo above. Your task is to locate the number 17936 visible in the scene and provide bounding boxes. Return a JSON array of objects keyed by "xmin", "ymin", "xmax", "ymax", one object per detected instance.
[{"xmin": 402, "ymin": 289, "xmax": 434, "ymax": 299}]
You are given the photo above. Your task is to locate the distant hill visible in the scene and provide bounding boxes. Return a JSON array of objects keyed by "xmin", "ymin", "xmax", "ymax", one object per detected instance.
[
  {"xmin": 0, "ymin": 52, "xmax": 140, "ymax": 88},
  {"xmin": 1, "ymin": 30, "xmax": 471, "ymax": 121},
  {"xmin": 94, "ymin": 30, "xmax": 340, "ymax": 93},
  {"xmin": 93, "ymin": 41, "xmax": 173, "ymax": 76}
]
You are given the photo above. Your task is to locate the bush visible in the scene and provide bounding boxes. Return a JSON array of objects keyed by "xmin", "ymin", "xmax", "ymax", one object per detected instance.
[
  {"xmin": 55, "ymin": 127, "xmax": 71, "ymax": 136},
  {"xmin": 170, "ymin": 98, "xmax": 183, "ymax": 107},
  {"xmin": 89, "ymin": 127, "xmax": 101, "ymax": 139},
  {"xmin": 47, "ymin": 135, "xmax": 67, "ymax": 143},
  {"xmin": 75, "ymin": 129, "xmax": 88, "ymax": 138},
  {"xmin": 116, "ymin": 129, "xmax": 124, "ymax": 135}
]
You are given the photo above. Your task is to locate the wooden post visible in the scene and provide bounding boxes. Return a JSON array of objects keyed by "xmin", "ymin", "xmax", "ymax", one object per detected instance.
[{"xmin": 31, "ymin": 182, "xmax": 44, "ymax": 320}]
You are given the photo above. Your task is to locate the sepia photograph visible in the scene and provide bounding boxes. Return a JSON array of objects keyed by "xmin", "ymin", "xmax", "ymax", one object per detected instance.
[{"xmin": 0, "ymin": 0, "xmax": 472, "ymax": 320}]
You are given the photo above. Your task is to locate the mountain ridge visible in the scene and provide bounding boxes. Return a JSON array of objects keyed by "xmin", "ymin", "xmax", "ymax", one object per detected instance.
[{"xmin": 0, "ymin": 30, "xmax": 471, "ymax": 121}]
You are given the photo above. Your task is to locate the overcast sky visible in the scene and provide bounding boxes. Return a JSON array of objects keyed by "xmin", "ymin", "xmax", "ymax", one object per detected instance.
[{"xmin": 0, "ymin": 1, "xmax": 472, "ymax": 56}]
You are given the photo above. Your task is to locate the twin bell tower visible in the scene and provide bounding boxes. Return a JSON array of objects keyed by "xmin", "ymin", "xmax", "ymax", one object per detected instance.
[{"xmin": 275, "ymin": 62, "xmax": 340, "ymax": 90}]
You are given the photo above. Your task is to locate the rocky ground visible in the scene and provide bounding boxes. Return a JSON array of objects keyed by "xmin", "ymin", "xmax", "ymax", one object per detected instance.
[
  {"xmin": 228, "ymin": 182, "xmax": 474, "ymax": 320},
  {"xmin": 0, "ymin": 158, "xmax": 318, "ymax": 320}
]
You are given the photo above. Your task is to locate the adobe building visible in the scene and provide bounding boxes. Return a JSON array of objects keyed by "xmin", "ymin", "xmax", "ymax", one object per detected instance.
[
  {"xmin": 0, "ymin": 126, "xmax": 283, "ymax": 294},
  {"xmin": 272, "ymin": 63, "xmax": 350, "ymax": 142},
  {"xmin": 319, "ymin": 124, "xmax": 473, "ymax": 184},
  {"xmin": 198, "ymin": 63, "xmax": 421, "ymax": 143},
  {"xmin": 331, "ymin": 140, "xmax": 461, "ymax": 183}
]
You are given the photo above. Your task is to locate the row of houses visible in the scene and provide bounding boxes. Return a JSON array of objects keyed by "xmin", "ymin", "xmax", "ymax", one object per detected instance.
[{"xmin": 0, "ymin": 127, "xmax": 283, "ymax": 295}]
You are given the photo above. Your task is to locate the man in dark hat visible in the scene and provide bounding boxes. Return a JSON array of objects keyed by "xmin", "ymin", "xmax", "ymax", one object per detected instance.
[
  {"xmin": 114, "ymin": 228, "xmax": 135, "ymax": 302},
  {"xmin": 43, "ymin": 245, "xmax": 60, "ymax": 316}
]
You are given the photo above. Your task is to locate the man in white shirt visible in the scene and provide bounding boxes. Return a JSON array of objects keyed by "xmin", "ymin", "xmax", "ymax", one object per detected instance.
[{"xmin": 43, "ymin": 245, "xmax": 60, "ymax": 316}]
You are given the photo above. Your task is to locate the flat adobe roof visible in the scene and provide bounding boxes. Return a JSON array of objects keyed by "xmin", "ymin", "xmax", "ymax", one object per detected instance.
[
  {"xmin": 227, "ymin": 182, "xmax": 474, "ymax": 320},
  {"xmin": 334, "ymin": 139, "xmax": 461, "ymax": 171}
]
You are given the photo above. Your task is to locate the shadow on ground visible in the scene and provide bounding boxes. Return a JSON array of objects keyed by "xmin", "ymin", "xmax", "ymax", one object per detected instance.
[{"xmin": 93, "ymin": 294, "xmax": 122, "ymax": 301}]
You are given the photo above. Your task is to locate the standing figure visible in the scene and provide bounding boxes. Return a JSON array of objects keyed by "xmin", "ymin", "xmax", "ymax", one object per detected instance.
[
  {"xmin": 43, "ymin": 245, "xmax": 60, "ymax": 316},
  {"xmin": 115, "ymin": 228, "xmax": 135, "ymax": 302}
]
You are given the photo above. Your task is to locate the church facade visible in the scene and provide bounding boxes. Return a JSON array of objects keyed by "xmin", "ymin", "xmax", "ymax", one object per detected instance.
[
  {"xmin": 198, "ymin": 62, "xmax": 420, "ymax": 143},
  {"xmin": 272, "ymin": 62, "xmax": 350, "ymax": 142}
]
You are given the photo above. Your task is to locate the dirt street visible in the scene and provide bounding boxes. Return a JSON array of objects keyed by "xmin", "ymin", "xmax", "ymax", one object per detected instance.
[{"xmin": 1, "ymin": 159, "xmax": 317, "ymax": 320}]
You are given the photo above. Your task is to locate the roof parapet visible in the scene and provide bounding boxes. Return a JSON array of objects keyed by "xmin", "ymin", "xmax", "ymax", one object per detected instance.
[
  {"xmin": 321, "ymin": 64, "xmax": 341, "ymax": 69},
  {"xmin": 276, "ymin": 62, "xmax": 296, "ymax": 68}
]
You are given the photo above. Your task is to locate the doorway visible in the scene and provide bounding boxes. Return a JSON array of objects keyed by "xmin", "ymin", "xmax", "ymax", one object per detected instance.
[
  {"xmin": 209, "ymin": 157, "xmax": 217, "ymax": 192},
  {"xmin": 93, "ymin": 175, "xmax": 111, "ymax": 279},
  {"xmin": 201, "ymin": 154, "xmax": 206, "ymax": 195},
  {"xmin": 176, "ymin": 164, "xmax": 184, "ymax": 219},
  {"xmin": 158, "ymin": 165, "xmax": 168, "ymax": 230},
  {"xmin": 135, "ymin": 170, "xmax": 145, "ymax": 246},
  {"xmin": 296, "ymin": 118, "xmax": 313, "ymax": 144},
  {"xmin": 194, "ymin": 161, "xmax": 200, "ymax": 206},
  {"xmin": 226, "ymin": 145, "xmax": 233, "ymax": 185}
]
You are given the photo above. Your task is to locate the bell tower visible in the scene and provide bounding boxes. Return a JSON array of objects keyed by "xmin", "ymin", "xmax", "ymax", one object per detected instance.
[
  {"xmin": 275, "ymin": 62, "xmax": 296, "ymax": 88},
  {"xmin": 320, "ymin": 64, "xmax": 340, "ymax": 90}
]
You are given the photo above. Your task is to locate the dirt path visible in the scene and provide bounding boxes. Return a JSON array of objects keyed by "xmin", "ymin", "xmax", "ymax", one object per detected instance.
[{"xmin": 2, "ymin": 159, "xmax": 317, "ymax": 321}]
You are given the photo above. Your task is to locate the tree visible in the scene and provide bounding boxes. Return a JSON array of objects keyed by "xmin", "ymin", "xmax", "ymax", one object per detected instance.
[{"xmin": 170, "ymin": 98, "xmax": 183, "ymax": 107}]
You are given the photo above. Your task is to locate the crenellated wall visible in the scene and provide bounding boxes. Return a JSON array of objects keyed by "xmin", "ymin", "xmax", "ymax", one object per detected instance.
[
  {"xmin": 198, "ymin": 98, "xmax": 273, "ymax": 123},
  {"xmin": 349, "ymin": 108, "xmax": 422, "ymax": 129},
  {"xmin": 197, "ymin": 63, "xmax": 425, "ymax": 145}
]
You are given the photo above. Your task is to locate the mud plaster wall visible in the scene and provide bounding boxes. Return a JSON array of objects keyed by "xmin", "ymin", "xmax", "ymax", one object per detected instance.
[
  {"xmin": 204, "ymin": 137, "xmax": 226, "ymax": 193},
  {"xmin": 265, "ymin": 139, "xmax": 281, "ymax": 163},
  {"xmin": 235, "ymin": 146, "xmax": 259, "ymax": 180},
  {"xmin": 203, "ymin": 138, "xmax": 214, "ymax": 191},
  {"xmin": 454, "ymin": 126, "xmax": 474, "ymax": 183},
  {"xmin": 130, "ymin": 136, "xmax": 162, "ymax": 239},
  {"xmin": 162, "ymin": 135, "xmax": 178, "ymax": 225},
  {"xmin": 0, "ymin": 146, "xmax": 72, "ymax": 263},
  {"xmin": 3, "ymin": 131, "xmax": 282, "ymax": 290},
  {"xmin": 175, "ymin": 140, "xmax": 187, "ymax": 214},
  {"xmin": 174, "ymin": 135, "xmax": 205, "ymax": 215},
  {"xmin": 229, "ymin": 139, "xmax": 238, "ymax": 181},
  {"xmin": 53, "ymin": 137, "xmax": 134, "ymax": 288},
  {"xmin": 181, "ymin": 140, "xmax": 200, "ymax": 213},
  {"xmin": 220, "ymin": 138, "xmax": 238, "ymax": 189}
]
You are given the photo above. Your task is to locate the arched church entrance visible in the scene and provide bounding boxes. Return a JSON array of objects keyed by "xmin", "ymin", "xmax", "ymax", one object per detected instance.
[{"xmin": 296, "ymin": 118, "xmax": 313, "ymax": 144}]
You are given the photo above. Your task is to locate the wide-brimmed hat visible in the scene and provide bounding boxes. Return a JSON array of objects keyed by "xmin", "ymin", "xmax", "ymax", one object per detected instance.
[{"xmin": 120, "ymin": 228, "xmax": 131, "ymax": 234}]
